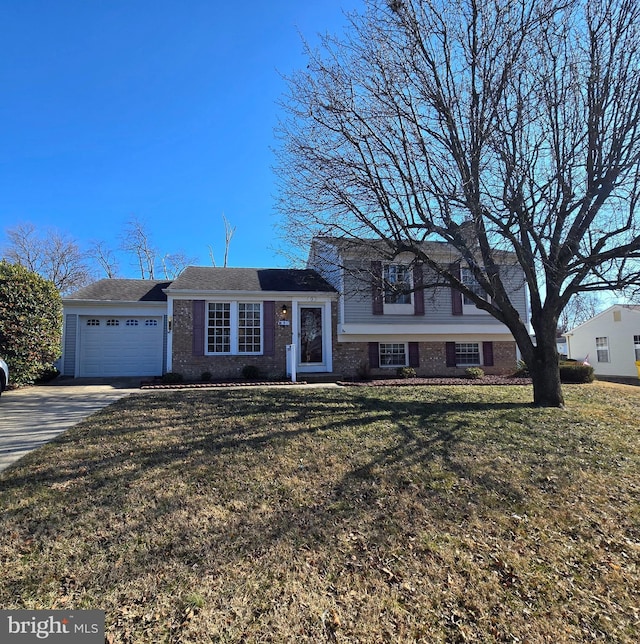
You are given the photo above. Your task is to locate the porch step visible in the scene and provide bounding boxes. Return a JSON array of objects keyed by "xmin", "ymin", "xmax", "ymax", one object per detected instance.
[{"xmin": 300, "ymin": 372, "xmax": 342, "ymax": 384}]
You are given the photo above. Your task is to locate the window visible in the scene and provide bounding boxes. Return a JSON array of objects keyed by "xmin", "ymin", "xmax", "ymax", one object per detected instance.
[
  {"xmin": 207, "ymin": 303, "xmax": 231, "ymax": 353},
  {"xmin": 460, "ymin": 268, "xmax": 487, "ymax": 305},
  {"xmin": 86, "ymin": 319, "xmax": 100, "ymax": 326},
  {"xmin": 238, "ymin": 303, "xmax": 261, "ymax": 353},
  {"xmin": 206, "ymin": 302, "xmax": 262, "ymax": 354},
  {"xmin": 596, "ymin": 337, "xmax": 609, "ymax": 363},
  {"xmin": 106, "ymin": 319, "xmax": 120, "ymax": 327},
  {"xmin": 145, "ymin": 319, "xmax": 158, "ymax": 327},
  {"xmin": 383, "ymin": 264, "xmax": 412, "ymax": 305},
  {"xmin": 379, "ymin": 343, "xmax": 407, "ymax": 367},
  {"xmin": 125, "ymin": 319, "xmax": 139, "ymax": 326},
  {"xmin": 456, "ymin": 342, "xmax": 481, "ymax": 366},
  {"xmin": 634, "ymin": 335, "xmax": 640, "ymax": 361}
]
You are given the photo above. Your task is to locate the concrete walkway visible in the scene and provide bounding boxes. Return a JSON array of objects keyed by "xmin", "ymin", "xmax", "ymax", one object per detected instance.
[{"xmin": 0, "ymin": 383, "xmax": 140, "ymax": 473}]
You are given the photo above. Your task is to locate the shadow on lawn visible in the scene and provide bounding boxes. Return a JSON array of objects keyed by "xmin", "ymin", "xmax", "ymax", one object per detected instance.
[{"xmin": 0, "ymin": 388, "xmax": 584, "ymax": 523}]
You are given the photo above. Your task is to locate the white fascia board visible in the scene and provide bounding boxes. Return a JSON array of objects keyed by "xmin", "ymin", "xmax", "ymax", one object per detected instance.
[
  {"xmin": 167, "ymin": 290, "xmax": 337, "ymax": 301},
  {"xmin": 339, "ymin": 323, "xmax": 513, "ymax": 336},
  {"xmin": 63, "ymin": 301, "xmax": 167, "ymax": 316}
]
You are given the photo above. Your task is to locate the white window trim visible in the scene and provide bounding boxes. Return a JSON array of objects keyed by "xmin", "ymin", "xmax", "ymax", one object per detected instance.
[
  {"xmin": 596, "ymin": 337, "xmax": 610, "ymax": 363},
  {"xmin": 205, "ymin": 301, "xmax": 263, "ymax": 356},
  {"xmin": 455, "ymin": 342, "xmax": 482, "ymax": 367},
  {"xmin": 379, "ymin": 342, "xmax": 409, "ymax": 367},
  {"xmin": 461, "ymin": 267, "xmax": 490, "ymax": 316},
  {"xmin": 383, "ymin": 263, "xmax": 413, "ymax": 315}
]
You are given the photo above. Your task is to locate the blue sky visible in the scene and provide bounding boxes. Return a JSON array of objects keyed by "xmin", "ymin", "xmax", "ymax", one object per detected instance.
[{"xmin": 0, "ymin": 0, "xmax": 363, "ymax": 275}]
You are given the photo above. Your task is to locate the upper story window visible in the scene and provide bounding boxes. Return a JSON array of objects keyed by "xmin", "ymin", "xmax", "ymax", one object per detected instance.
[
  {"xmin": 382, "ymin": 264, "xmax": 413, "ymax": 314},
  {"xmin": 460, "ymin": 267, "xmax": 487, "ymax": 305},
  {"xmin": 596, "ymin": 337, "xmax": 609, "ymax": 362},
  {"xmin": 207, "ymin": 302, "xmax": 262, "ymax": 355}
]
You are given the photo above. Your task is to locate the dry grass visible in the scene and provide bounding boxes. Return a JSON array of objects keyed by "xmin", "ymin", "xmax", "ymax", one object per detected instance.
[{"xmin": 0, "ymin": 383, "xmax": 638, "ymax": 643}]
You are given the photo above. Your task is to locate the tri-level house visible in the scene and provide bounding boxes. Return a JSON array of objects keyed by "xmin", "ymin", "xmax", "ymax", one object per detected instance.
[
  {"xmin": 306, "ymin": 237, "xmax": 528, "ymax": 378},
  {"xmin": 60, "ymin": 236, "xmax": 527, "ymax": 381}
]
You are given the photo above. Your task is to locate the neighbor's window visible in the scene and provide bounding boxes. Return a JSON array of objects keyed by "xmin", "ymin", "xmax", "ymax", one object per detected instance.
[
  {"xmin": 460, "ymin": 268, "xmax": 487, "ymax": 305},
  {"xmin": 383, "ymin": 264, "xmax": 412, "ymax": 305},
  {"xmin": 634, "ymin": 335, "xmax": 640, "ymax": 361},
  {"xmin": 207, "ymin": 303, "xmax": 231, "ymax": 353},
  {"xmin": 596, "ymin": 337, "xmax": 610, "ymax": 363},
  {"xmin": 238, "ymin": 303, "xmax": 262, "ymax": 353},
  {"xmin": 379, "ymin": 343, "xmax": 407, "ymax": 367},
  {"xmin": 455, "ymin": 342, "xmax": 481, "ymax": 366}
]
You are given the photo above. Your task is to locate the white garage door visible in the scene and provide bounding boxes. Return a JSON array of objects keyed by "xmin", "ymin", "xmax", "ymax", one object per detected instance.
[{"xmin": 78, "ymin": 316, "xmax": 164, "ymax": 377}]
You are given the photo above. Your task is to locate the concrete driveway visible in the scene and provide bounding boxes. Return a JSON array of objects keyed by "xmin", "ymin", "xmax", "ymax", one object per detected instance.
[{"xmin": 0, "ymin": 381, "xmax": 141, "ymax": 473}]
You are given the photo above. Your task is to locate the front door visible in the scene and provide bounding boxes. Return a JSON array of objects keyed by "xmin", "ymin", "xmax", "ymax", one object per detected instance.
[{"xmin": 299, "ymin": 306, "xmax": 324, "ymax": 367}]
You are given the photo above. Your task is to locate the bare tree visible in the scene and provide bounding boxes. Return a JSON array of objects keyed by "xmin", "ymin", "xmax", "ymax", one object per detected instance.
[
  {"xmin": 121, "ymin": 217, "xmax": 158, "ymax": 279},
  {"xmin": 3, "ymin": 222, "xmax": 93, "ymax": 293},
  {"xmin": 160, "ymin": 251, "xmax": 197, "ymax": 279},
  {"xmin": 87, "ymin": 240, "xmax": 120, "ymax": 279},
  {"xmin": 558, "ymin": 293, "xmax": 604, "ymax": 334},
  {"xmin": 276, "ymin": 0, "xmax": 640, "ymax": 407},
  {"xmin": 208, "ymin": 214, "xmax": 236, "ymax": 267}
]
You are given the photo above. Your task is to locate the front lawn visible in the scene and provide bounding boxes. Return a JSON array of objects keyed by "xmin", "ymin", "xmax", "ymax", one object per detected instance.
[{"xmin": 0, "ymin": 384, "xmax": 638, "ymax": 642}]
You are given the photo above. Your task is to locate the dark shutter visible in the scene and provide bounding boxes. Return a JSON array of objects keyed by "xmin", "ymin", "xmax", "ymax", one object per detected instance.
[
  {"xmin": 450, "ymin": 263, "xmax": 463, "ymax": 316},
  {"xmin": 368, "ymin": 342, "xmax": 380, "ymax": 368},
  {"xmin": 483, "ymin": 341, "xmax": 494, "ymax": 367},
  {"xmin": 263, "ymin": 301, "xmax": 275, "ymax": 356},
  {"xmin": 413, "ymin": 264, "xmax": 425, "ymax": 316},
  {"xmin": 192, "ymin": 300, "xmax": 205, "ymax": 356},
  {"xmin": 371, "ymin": 261, "xmax": 383, "ymax": 315},
  {"xmin": 408, "ymin": 342, "xmax": 420, "ymax": 368},
  {"xmin": 445, "ymin": 341, "xmax": 457, "ymax": 367}
]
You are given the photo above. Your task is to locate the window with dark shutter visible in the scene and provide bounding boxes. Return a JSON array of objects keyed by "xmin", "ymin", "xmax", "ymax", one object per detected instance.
[
  {"xmin": 482, "ymin": 342, "xmax": 494, "ymax": 367},
  {"xmin": 445, "ymin": 342, "xmax": 457, "ymax": 367},
  {"xmin": 450, "ymin": 263, "xmax": 463, "ymax": 315},
  {"xmin": 371, "ymin": 261, "xmax": 384, "ymax": 315},
  {"xmin": 413, "ymin": 265, "xmax": 425, "ymax": 316},
  {"xmin": 368, "ymin": 342, "xmax": 380, "ymax": 368},
  {"xmin": 192, "ymin": 300, "xmax": 205, "ymax": 356}
]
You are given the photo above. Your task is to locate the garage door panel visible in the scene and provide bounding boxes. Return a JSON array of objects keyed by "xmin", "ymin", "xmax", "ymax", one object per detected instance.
[{"xmin": 78, "ymin": 316, "xmax": 164, "ymax": 377}]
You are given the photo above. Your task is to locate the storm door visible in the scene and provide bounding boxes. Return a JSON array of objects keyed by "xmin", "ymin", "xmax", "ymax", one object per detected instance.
[{"xmin": 299, "ymin": 306, "xmax": 323, "ymax": 364}]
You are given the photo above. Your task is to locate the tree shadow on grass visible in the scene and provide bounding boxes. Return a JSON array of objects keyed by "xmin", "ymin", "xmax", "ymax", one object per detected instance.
[{"xmin": 0, "ymin": 386, "xmax": 614, "ymax": 624}]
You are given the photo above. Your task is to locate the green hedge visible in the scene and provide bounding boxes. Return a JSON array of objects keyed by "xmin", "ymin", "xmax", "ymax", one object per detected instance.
[
  {"xmin": 0, "ymin": 261, "xmax": 62, "ymax": 385},
  {"xmin": 559, "ymin": 362, "xmax": 594, "ymax": 384}
]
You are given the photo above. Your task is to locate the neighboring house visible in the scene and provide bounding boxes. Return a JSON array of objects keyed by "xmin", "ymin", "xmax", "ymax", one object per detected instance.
[
  {"xmin": 564, "ymin": 305, "xmax": 640, "ymax": 379},
  {"xmin": 307, "ymin": 237, "xmax": 527, "ymax": 377},
  {"xmin": 61, "ymin": 268, "xmax": 337, "ymax": 380},
  {"xmin": 61, "ymin": 237, "xmax": 527, "ymax": 381}
]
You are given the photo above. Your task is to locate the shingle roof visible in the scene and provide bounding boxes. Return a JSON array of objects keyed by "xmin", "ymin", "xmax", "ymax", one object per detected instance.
[
  {"xmin": 167, "ymin": 267, "xmax": 336, "ymax": 293},
  {"xmin": 64, "ymin": 279, "xmax": 171, "ymax": 302}
]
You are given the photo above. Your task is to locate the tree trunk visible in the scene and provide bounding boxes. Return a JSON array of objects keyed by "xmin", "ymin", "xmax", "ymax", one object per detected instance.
[
  {"xmin": 526, "ymin": 316, "xmax": 564, "ymax": 407},
  {"xmin": 528, "ymin": 351, "xmax": 564, "ymax": 407}
]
